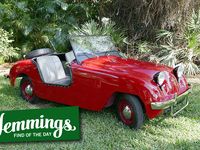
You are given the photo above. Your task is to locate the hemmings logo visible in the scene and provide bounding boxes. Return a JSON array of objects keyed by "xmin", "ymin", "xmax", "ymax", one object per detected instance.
[{"xmin": 0, "ymin": 107, "xmax": 80, "ymax": 143}]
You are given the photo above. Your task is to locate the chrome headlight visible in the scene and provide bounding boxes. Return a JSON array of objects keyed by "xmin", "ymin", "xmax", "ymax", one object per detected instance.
[
  {"xmin": 154, "ymin": 72, "xmax": 166, "ymax": 86},
  {"xmin": 174, "ymin": 65, "xmax": 184, "ymax": 78}
]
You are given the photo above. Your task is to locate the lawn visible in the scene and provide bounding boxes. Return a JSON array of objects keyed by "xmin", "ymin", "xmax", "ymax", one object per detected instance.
[{"xmin": 0, "ymin": 76, "xmax": 199, "ymax": 150}]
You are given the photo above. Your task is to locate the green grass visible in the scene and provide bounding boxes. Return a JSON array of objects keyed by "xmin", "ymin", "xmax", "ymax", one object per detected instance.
[{"xmin": 0, "ymin": 76, "xmax": 200, "ymax": 150}]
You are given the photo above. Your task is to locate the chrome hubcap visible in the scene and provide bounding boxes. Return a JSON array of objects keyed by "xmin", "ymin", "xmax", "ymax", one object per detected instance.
[
  {"xmin": 25, "ymin": 84, "xmax": 33, "ymax": 95},
  {"xmin": 122, "ymin": 106, "xmax": 132, "ymax": 119}
]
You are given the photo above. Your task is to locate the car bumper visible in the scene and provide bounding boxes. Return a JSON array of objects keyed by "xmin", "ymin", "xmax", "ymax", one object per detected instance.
[{"xmin": 151, "ymin": 88, "xmax": 192, "ymax": 116}]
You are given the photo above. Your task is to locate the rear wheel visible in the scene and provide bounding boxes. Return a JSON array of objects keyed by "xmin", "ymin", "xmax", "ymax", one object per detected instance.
[
  {"xmin": 20, "ymin": 77, "xmax": 38, "ymax": 104},
  {"xmin": 116, "ymin": 94, "xmax": 144, "ymax": 129}
]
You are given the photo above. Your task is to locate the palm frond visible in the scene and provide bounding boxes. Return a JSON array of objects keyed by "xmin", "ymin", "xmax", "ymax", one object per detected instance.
[
  {"xmin": 184, "ymin": 61, "xmax": 200, "ymax": 76},
  {"xmin": 69, "ymin": 20, "xmax": 126, "ymax": 47}
]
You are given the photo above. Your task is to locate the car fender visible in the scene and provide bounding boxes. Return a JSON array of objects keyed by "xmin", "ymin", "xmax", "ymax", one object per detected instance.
[
  {"xmin": 9, "ymin": 59, "xmax": 40, "ymax": 86},
  {"xmin": 104, "ymin": 77, "xmax": 163, "ymax": 119}
]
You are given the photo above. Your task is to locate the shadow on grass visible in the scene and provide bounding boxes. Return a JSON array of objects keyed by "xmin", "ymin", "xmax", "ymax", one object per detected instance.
[
  {"xmin": 165, "ymin": 139, "xmax": 200, "ymax": 149},
  {"xmin": 0, "ymin": 76, "xmax": 199, "ymax": 125},
  {"xmin": 0, "ymin": 76, "xmax": 200, "ymax": 149},
  {"xmin": 0, "ymin": 77, "xmax": 60, "ymax": 110}
]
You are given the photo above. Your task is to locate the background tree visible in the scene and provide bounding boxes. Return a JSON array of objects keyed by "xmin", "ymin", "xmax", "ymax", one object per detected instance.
[
  {"xmin": 103, "ymin": 0, "xmax": 200, "ymax": 40},
  {"xmin": 0, "ymin": 0, "xmax": 99, "ymax": 54}
]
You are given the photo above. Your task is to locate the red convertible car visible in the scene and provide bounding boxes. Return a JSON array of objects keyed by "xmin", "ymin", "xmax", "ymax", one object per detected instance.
[{"xmin": 9, "ymin": 36, "xmax": 191, "ymax": 129}]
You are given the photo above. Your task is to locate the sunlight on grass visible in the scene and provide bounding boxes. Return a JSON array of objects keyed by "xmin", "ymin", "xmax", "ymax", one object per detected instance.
[{"xmin": 0, "ymin": 76, "xmax": 199, "ymax": 150}]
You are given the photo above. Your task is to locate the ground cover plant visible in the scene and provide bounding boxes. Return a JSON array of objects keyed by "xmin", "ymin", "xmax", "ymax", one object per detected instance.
[{"xmin": 0, "ymin": 76, "xmax": 199, "ymax": 150}]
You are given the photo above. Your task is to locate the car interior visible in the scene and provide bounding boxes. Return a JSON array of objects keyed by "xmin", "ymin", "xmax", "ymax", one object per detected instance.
[
  {"xmin": 34, "ymin": 51, "xmax": 75, "ymax": 86},
  {"xmin": 33, "ymin": 49, "xmax": 121, "ymax": 86}
]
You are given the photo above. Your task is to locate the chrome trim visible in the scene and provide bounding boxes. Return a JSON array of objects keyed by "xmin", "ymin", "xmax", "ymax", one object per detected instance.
[
  {"xmin": 151, "ymin": 88, "xmax": 191, "ymax": 110},
  {"xmin": 170, "ymin": 99, "xmax": 189, "ymax": 117},
  {"xmin": 122, "ymin": 106, "xmax": 132, "ymax": 119},
  {"xmin": 25, "ymin": 84, "xmax": 33, "ymax": 95}
]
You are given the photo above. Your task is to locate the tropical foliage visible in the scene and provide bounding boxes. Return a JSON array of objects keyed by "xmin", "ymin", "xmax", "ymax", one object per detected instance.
[
  {"xmin": 0, "ymin": 28, "xmax": 19, "ymax": 62},
  {"xmin": 104, "ymin": 0, "xmax": 200, "ymax": 40},
  {"xmin": 1, "ymin": 0, "xmax": 200, "ymax": 76},
  {"xmin": 0, "ymin": 0, "xmax": 99, "ymax": 53},
  {"xmin": 154, "ymin": 10, "xmax": 200, "ymax": 75},
  {"xmin": 69, "ymin": 20, "xmax": 126, "ymax": 48},
  {"xmin": 121, "ymin": 10, "xmax": 200, "ymax": 76}
]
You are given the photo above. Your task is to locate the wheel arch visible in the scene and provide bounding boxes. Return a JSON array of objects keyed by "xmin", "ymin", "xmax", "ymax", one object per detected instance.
[
  {"xmin": 18, "ymin": 73, "xmax": 28, "ymax": 78},
  {"xmin": 105, "ymin": 92, "xmax": 146, "ymax": 113},
  {"xmin": 10, "ymin": 72, "xmax": 29, "ymax": 86},
  {"xmin": 9, "ymin": 59, "xmax": 38, "ymax": 86},
  {"xmin": 105, "ymin": 90, "xmax": 163, "ymax": 119}
]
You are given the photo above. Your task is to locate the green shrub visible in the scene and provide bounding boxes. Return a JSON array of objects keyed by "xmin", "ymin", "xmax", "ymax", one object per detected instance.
[
  {"xmin": 121, "ymin": 9, "xmax": 200, "ymax": 76},
  {"xmin": 69, "ymin": 20, "xmax": 126, "ymax": 48},
  {"xmin": 0, "ymin": 1, "xmax": 99, "ymax": 53},
  {"xmin": 121, "ymin": 10, "xmax": 199, "ymax": 76},
  {"xmin": 154, "ymin": 10, "xmax": 200, "ymax": 76},
  {"xmin": 0, "ymin": 28, "xmax": 19, "ymax": 62}
]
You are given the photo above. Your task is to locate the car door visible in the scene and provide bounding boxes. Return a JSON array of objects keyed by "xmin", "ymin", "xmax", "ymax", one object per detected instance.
[{"xmin": 70, "ymin": 63, "xmax": 104, "ymax": 110}]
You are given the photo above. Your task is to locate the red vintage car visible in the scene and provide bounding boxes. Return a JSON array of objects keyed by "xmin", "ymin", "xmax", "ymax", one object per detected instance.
[{"xmin": 9, "ymin": 36, "xmax": 191, "ymax": 129}]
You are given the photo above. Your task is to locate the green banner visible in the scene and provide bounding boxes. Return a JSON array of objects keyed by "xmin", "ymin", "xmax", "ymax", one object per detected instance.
[{"xmin": 0, "ymin": 106, "xmax": 80, "ymax": 143}]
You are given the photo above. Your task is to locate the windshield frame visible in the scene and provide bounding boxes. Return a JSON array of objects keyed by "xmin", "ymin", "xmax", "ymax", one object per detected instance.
[{"xmin": 69, "ymin": 35, "xmax": 120, "ymax": 64}]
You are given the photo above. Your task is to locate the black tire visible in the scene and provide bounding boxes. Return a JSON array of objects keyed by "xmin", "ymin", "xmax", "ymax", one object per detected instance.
[
  {"xmin": 20, "ymin": 77, "xmax": 38, "ymax": 104},
  {"xmin": 116, "ymin": 94, "xmax": 144, "ymax": 129},
  {"xmin": 25, "ymin": 48, "xmax": 54, "ymax": 59}
]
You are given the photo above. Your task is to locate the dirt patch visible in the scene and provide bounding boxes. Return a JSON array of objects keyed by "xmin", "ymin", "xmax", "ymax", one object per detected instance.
[
  {"xmin": 187, "ymin": 75, "xmax": 200, "ymax": 85},
  {"xmin": 0, "ymin": 63, "xmax": 13, "ymax": 76},
  {"xmin": 0, "ymin": 63, "xmax": 13, "ymax": 69}
]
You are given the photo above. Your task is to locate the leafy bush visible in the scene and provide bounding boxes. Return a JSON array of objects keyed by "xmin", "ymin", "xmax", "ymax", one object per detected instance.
[
  {"xmin": 0, "ymin": 1, "xmax": 99, "ymax": 53},
  {"xmin": 0, "ymin": 28, "xmax": 19, "ymax": 62},
  {"xmin": 122, "ymin": 37, "xmax": 157, "ymax": 61},
  {"xmin": 154, "ymin": 10, "xmax": 200, "ymax": 76},
  {"xmin": 122, "ymin": 10, "xmax": 200, "ymax": 76},
  {"xmin": 104, "ymin": 0, "xmax": 200, "ymax": 40},
  {"xmin": 69, "ymin": 20, "xmax": 126, "ymax": 48}
]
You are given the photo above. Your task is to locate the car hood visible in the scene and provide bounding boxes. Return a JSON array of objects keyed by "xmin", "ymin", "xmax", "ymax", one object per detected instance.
[{"xmin": 82, "ymin": 55, "xmax": 173, "ymax": 79}]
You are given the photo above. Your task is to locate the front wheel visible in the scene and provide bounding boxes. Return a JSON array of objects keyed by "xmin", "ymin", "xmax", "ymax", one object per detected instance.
[
  {"xmin": 20, "ymin": 77, "xmax": 38, "ymax": 104},
  {"xmin": 116, "ymin": 94, "xmax": 144, "ymax": 129}
]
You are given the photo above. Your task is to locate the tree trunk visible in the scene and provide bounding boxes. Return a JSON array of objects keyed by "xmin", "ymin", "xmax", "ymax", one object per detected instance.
[{"xmin": 103, "ymin": 0, "xmax": 200, "ymax": 40}]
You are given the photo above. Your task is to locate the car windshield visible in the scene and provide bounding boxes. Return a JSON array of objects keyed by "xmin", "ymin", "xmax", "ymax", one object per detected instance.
[{"xmin": 69, "ymin": 36, "xmax": 120, "ymax": 62}]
